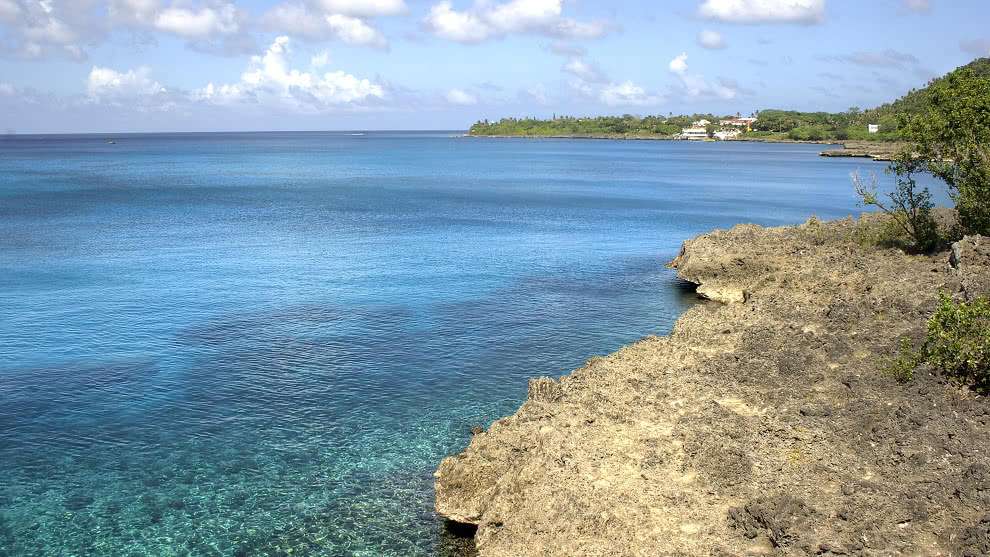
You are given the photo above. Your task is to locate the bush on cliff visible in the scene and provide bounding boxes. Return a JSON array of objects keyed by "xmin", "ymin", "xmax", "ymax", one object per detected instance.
[
  {"xmin": 892, "ymin": 294, "xmax": 990, "ymax": 393},
  {"xmin": 852, "ymin": 154, "xmax": 940, "ymax": 253},
  {"xmin": 925, "ymin": 293, "xmax": 990, "ymax": 394}
]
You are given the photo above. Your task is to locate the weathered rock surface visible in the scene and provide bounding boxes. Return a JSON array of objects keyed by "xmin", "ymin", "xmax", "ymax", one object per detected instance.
[{"xmin": 435, "ymin": 217, "xmax": 990, "ymax": 556}]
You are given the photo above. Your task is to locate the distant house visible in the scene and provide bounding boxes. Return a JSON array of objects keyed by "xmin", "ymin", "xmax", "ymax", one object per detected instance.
[
  {"xmin": 692, "ymin": 119, "xmax": 711, "ymax": 127},
  {"xmin": 714, "ymin": 129, "xmax": 741, "ymax": 141},
  {"xmin": 680, "ymin": 127, "xmax": 709, "ymax": 140},
  {"xmin": 868, "ymin": 124, "xmax": 880, "ymax": 134},
  {"xmin": 719, "ymin": 117, "xmax": 757, "ymax": 131}
]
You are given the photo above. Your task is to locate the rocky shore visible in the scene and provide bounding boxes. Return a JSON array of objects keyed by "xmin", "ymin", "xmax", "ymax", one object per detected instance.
[
  {"xmin": 435, "ymin": 216, "xmax": 989, "ymax": 556},
  {"xmin": 818, "ymin": 141, "xmax": 907, "ymax": 162}
]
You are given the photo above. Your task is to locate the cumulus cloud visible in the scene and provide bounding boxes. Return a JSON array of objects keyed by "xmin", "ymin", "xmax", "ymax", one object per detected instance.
[
  {"xmin": 153, "ymin": 3, "xmax": 240, "ymax": 38},
  {"xmin": 903, "ymin": 0, "xmax": 929, "ymax": 12},
  {"xmin": 264, "ymin": 2, "xmax": 390, "ymax": 48},
  {"xmin": 195, "ymin": 36, "xmax": 385, "ymax": 110},
  {"xmin": 313, "ymin": 0, "xmax": 406, "ymax": 17},
  {"xmin": 697, "ymin": 29, "xmax": 725, "ymax": 49},
  {"xmin": 562, "ymin": 57, "xmax": 607, "ymax": 83},
  {"xmin": 520, "ymin": 84, "xmax": 549, "ymax": 105},
  {"xmin": 698, "ymin": 0, "xmax": 825, "ymax": 25},
  {"xmin": 0, "ymin": 0, "xmax": 102, "ymax": 60},
  {"xmin": 667, "ymin": 52, "xmax": 738, "ymax": 100},
  {"xmin": 423, "ymin": 0, "xmax": 608, "ymax": 43},
  {"xmin": 445, "ymin": 88, "xmax": 477, "ymax": 105},
  {"xmin": 87, "ymin": 65, "xmax": 166, "ymax": 98},
  {"xmin": 669, "ymin": 52, "xmax": 689, "ymax": 75},
  {"xmin": 599, "ymin": 81, "xmax": 659, "ymax": 106},
  {"xmin": 84, "ymin": 65, "xmax": 182, "ymax": 111},
  {"xmin": 114, "ymin": 1, "xmax": 255, "ymax": 55}
]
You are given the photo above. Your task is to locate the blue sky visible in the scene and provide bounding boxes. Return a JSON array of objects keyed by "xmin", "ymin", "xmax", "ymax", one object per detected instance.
[{"xmin": 0, "ymin": 0, "xmax": 988, "ymax": 133}]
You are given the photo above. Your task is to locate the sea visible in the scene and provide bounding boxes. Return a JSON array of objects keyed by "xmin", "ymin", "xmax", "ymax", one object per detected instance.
[{"xmin": 0, "ymin": 132, "xmax": 939, "ymax": 555}]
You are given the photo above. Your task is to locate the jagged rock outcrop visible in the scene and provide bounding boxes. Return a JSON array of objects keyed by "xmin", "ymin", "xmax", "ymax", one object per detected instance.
[{"xmin": 435, "ymin": 217, "xmax": 990, "ymax": 556}]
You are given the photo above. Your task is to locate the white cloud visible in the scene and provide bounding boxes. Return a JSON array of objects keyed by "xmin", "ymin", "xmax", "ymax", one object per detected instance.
[
  {"xmin": 667, "ymin": 52, "xmax": 738, "ymax": 100},
  {"xmin": 264, "ymin": 2, "xmax": 389, "ymax": 48},
  {"xmin": 600, "ymin": 81, "xmax": 659, "ymax": 106},
  {"xmin": 324, "ymin": 14, "xmax": 387, "ymax": 47},
  {"xmin": 562, "ymin": 57, "xmax": 607, "ymax": 83},
  {"xmin": 698, "ymin": 29, "xmax": 725, "ymax": 49},
  {"xmin": 196, "ymin": 36, "xmax": 385, "ymax": 110},
  {"xmin": 669, "ymin": 52, "xmax": 689, "ymax": 75},
  {"xmin": 314, "ymin": 0, "xmax": 406, "ymax": 17},
  {"xmin": 698, "ymin": 0, "xmax": 825, "ymax": 24},
  {"xmin": 153, "ymin": 3, "xmax": 240, "ymax": 38},
  {"xmin": 445, "ymin": 88, "xmax": 477, "ymax": 105},
  {"xmin": 520, "ymin": 84, "xmax": 549, "ymax": 105},
  {"xmin": 424, "ymin": 0, "xmax": 608, "ymax": 43},
  {"xmin": 87, "ymin": 66, "xmax": 166, "ymax": 98},
  {"xmin": 1, "ymin": 0, "xmax": 98, "ymax": 60},
  {"xmin": 311, "ymin": 50, "xmax": 331, "ymax": 68},
  {"xmin": 423, "ymin": 2, "xmax": 492, "ymax": 42},
  {"xmin": 154, "ymin": 5, "xmax": 236, "ymax": 38},
  {"xmin": 108, "ymin": 0, "xmax": 159, "ymax": 24},
  {"xmin": 904, "ymin": 0, "xmax": 929, "ymax": 12}
]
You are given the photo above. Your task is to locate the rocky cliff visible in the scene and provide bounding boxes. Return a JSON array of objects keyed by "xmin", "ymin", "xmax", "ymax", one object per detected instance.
[{"xmin": 435, "ymin": 217, "xmax": 990, "ymax": 556}]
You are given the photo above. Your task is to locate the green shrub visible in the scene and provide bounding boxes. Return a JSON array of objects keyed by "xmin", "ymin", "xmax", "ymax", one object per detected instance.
[
  {"xmin": 925, "ymin": 293, "xmax": 990, "ymax": 393},
  {"xmin": 852, "ymin": 160, "xmax": 940, "ymax": 253},
  {"xmin": 886, "ymin": 337, "xmax": 921, "ymax": 383},
  {"xmin": 787, "ymin": 125, "xmax": 828, "ymax": 141}
]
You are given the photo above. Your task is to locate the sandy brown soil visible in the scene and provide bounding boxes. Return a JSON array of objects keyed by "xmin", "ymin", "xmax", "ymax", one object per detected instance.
[{"xmin": 434, "ymin": 217, "xmax": 989, "ymax": 556}]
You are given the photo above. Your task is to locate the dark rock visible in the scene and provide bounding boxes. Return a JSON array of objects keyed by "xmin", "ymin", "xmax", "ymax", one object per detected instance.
[{"xmin": 728, "ymin": 495, "xmax": 816, "ymax": 548}]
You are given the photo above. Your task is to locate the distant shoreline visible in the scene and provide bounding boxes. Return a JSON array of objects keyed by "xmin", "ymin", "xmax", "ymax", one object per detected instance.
[
  {"xmin": 466, "ymin": 133, "xmax": 839, "ymax": 145},
  {"xmin": 465, "ymin": 133, "xmax": 904, "ymax": 161}
]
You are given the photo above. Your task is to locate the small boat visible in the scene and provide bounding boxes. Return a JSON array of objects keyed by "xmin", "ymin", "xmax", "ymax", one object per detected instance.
[{"xmin": 105, "ymin": 139, "xmax": 116, "ymax": 144}]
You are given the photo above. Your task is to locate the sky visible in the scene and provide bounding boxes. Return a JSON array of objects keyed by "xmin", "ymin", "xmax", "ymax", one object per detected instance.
[{"xmin": 0, "ymin": 0, "xmax": 988, "ymax": 133}]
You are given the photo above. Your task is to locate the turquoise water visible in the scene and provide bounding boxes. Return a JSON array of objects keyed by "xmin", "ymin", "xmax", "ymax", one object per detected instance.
[{"xmin": 0, "ymin": 132, "xmax": 924, "ymax": 555}]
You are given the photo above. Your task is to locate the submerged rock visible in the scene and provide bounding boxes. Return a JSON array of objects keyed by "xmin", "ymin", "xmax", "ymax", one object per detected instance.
[{"xmin": 435, "ymin": 216, "xmax": 990, "ymax": 556}]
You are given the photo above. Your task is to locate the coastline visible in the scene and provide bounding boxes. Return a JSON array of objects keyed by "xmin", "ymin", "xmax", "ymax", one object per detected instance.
[
  {"xmin": 465, "ymin": 134, "xmax": 902, "ymax": 161},
  {"xmin": 434, "ymin": 215, "xmax": 990, "ymax": 556}
]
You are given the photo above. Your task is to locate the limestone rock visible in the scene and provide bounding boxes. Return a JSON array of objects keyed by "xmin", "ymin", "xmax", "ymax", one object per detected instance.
[{"xmin": 435, "ymin": 217, "xmax": 990, "ymax": 556}]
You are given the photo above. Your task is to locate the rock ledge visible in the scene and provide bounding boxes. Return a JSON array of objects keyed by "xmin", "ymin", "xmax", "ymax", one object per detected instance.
[{"xmin": 436, "ymin": 218, "xmax": 990, "ymax": 556}]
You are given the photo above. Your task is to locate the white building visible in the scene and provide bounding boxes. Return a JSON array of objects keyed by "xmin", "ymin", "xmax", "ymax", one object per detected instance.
[
  {"xmin": 868, "ymin": 124, "xmax": 880, "ymax": 134},
  {"xmin": 714, "ymin": 129, "xmax": 741, "ymax": 140},
  {"xmin": 680, "ymin": 127, "xmax": 709, "ymax": 140},
  {"xmin": 692, "ymin": 119, "xmax": 711, "ymax": 127}
]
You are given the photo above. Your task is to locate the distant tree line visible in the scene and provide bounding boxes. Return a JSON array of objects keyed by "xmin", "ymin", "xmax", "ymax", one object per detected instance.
[
  {"xmin": 470, "ymin": 58, "xmax": 990, "ymax": 143},
  {"xmin": 469, "ymin": 114, "xmax": 722, "ymax": 138}
]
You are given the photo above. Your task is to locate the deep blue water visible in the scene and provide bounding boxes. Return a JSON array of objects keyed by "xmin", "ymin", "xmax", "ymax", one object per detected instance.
[{"xmin": 0, "ymin": 132, "xmax": 929, "ymax": 555}]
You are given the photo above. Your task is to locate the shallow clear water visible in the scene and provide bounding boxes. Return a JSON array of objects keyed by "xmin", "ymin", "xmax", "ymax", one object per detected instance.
[{"xmin": 0, "ymin": 132, "xmax": 932, "ymax": 555}]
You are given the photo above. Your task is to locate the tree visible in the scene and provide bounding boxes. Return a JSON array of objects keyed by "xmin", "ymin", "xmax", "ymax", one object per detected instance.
[
  {"xmin": 853, "ymin": 151, "xmax": 939, "ymax": 253},
  {"xmin": 902, "ymin": 68, "xmax": 990, "ymax": 235}
]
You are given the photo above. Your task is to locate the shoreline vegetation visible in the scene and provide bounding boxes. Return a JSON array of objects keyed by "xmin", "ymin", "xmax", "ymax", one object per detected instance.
[{"xmin": 466, "ymin": 58, "xmax": 989, "ymax": 162}]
